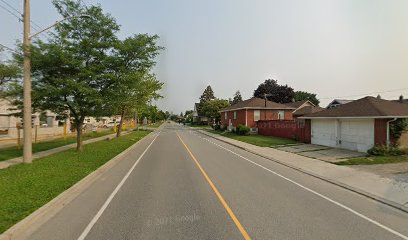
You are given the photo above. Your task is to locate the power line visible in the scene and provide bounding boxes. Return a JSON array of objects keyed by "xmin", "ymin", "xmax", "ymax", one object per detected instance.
[
  {"xmin": 0, "ymin": 2, "xmax": 22, "ymax": 21},
  {"xmin": 0, "ymin": 0, "xmax": 49, "ymax": 36},
  {"xmin": 0, "ymin": 43, "xmax": 19, "ymax": 54},
  {"xmin": 320, "ymin": 87, "xmax": 408, "ymax": 100}
]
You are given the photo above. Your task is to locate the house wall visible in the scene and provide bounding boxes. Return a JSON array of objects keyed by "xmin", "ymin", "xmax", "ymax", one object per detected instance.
[
  {"xmin": 220, "ymin": 109, "xmax": 293, "ymax": 129},
  {"xmin": 374, "ymin": 119, "xmax": 388, "ymax": 146},
  {"xmin": 398, "ymin": 131, "xmax": 408, "ymax": 148}
]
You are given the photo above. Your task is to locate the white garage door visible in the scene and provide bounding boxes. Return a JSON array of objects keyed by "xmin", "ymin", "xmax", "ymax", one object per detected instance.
[
  {"xmin": 339, "ymin": 119, "xmax": 374, "ymax": 152},
  {"xmin": 311, "ymin": 119, "xmax": 374, "ymax": 152},
  {"xmin": 311, "ymin": 119, "xmax": 337, "ymax": 147}
]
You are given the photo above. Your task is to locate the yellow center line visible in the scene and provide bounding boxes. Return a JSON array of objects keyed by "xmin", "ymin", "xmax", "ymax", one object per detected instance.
[{"xmin": 176, "ymin": 132, "xmax": 252, "ymax": 240}]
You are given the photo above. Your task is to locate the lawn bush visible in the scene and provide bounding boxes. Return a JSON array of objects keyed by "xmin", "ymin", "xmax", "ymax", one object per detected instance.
[
  {"xmin": 367, "ymin": 145, "xmax": 406, "ymax": 156},
  {"xmin": 236, "ymin": 124, "xmax": 250, "ymax": 135}
]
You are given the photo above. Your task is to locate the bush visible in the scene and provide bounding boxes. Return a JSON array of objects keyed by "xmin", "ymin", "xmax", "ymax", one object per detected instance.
[
  {"xmin": 212, "ymin": 124, "xmax": 221, "ymax": 131},
  {"xmin": 236, "ymin": 124, "xmax": 250, "ymax": 135},
  {"xmin": 368, "ymin": 145, "xmax": 406, "ymax": 156}
]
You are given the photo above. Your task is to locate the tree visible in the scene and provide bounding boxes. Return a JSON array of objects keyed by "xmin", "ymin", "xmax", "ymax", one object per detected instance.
[
  {"xmin": 184, "ymin": 110, "xmax": 194, "ymax": 123},
  {"xmin": 0, "ymin": 55, "xmax": 19, "ymax": 97},
  {"xmin": 294, "ymin": 91, "xmax": 320, "ymax": 106},
  {"xmin": 201, "ymin": 99, "xmax": 230, "ymax": 123},
  {"xmin": 253, "ymin": 79, "xmax": 294, "ymax": 103},
  {"xmin": 198, "ymin": 85, "xmax": 215, "ymax": 115},
  {"xmin": 104, "ymin": 34, "xmax": 164, "ymax": 137},
  {"xmin": 231, "ymin": 90, "xmax": 243, "ymax": 105},
  {"xmin": 26, "ymin": 0, "xmax": 120, "ymax": 151}
]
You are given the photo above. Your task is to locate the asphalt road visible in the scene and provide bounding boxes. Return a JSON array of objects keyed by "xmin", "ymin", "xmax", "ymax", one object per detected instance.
[{"xmin": 27, "ymin": 122, "xmax": 408, "ymax": 240}]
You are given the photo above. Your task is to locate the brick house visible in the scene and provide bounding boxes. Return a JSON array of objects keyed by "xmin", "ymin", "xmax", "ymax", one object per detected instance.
[
  {"xmin": 300, "ymin": 96, "xmax": 408, "ymax": 152},
  {"xmin": 219, "ymin": 97, "xmax": 295, "ymax": 130}
]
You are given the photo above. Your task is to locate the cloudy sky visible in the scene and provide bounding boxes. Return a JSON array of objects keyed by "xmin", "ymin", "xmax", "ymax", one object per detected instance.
[{"xmin": 1, "ymin": 0, "xmax": 408, "ymax": 113}]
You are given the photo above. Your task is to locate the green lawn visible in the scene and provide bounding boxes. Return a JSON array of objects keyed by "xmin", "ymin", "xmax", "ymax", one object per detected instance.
[
  {"xmin": 208, "ymin": 130, "xmax": 297, "ymax": 147},
  {"xmin": 336, "ymin": 155, "xmax": 408, "ymax": 165},
  {"xmin": 0, "ymin": 130, "xmax": 150, "ymax": 234},
  {"xmin": 0, "ymin": 130, "xmax": 114, "ymax": 162}
]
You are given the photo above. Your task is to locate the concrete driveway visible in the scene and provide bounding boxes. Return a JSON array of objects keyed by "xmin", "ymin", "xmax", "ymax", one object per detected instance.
[{"xmin": 277, "ymin": 144, "xmax": 366, "ymax": 163}]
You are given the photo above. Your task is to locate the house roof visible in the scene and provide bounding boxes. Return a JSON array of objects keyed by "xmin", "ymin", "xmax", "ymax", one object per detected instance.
[
  {"xmin": 301, "ymin": 96, "xmax": 408, "ymax": 119},
  {"xmin": 284, "ymin": 100, "xmax": 310, "ymax": 109},
  {"xmin": 220, "ymin": 97, "xmax": 295, "ymax": 112},
  {"xmin": 293, "ymin": 106, "xmax": 325, "ymax": 116}
]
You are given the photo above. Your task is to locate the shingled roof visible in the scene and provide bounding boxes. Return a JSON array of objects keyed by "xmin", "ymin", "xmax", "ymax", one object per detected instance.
[
  {"xmin": 301, "ymin": 96, "xmax": 408, "ymax": 118},
  {"xmin": 293, "ymin": 106, "xmax": 324, "ymax": 117},
  {"xmin": 285, "ymin": 100, "xmax": 314, "ymax": 109},
  {"xmin": 219, "ymin": 97, "xmax": 295, "ymax": 112}
]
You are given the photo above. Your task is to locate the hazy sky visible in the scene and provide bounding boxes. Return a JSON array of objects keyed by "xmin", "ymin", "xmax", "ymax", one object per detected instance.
[{"xmin": 1, "ymin": 0, "xmax": 408, "ymax": 113}]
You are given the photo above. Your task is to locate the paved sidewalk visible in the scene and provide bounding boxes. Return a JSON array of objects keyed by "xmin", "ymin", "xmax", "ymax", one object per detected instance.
[
  {"xmin": 199, "ymin": 130, "xmax": 408, "ymax": 212},
  {"xmin": 0, "ymin": 130, "xmax": 134, "ymax": 170}
]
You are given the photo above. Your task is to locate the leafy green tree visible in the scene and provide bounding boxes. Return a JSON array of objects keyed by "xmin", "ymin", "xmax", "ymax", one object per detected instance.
[
  {"xmin": 198, "ymin": 85, "xmax": 215, "ymax": 115},
  {"xmin": 0, "ymin": 54, "xmax": 19, "ymax": 97},
  {"xmin": 231, "ymin": 90, "xmax": 243, "ymax": 105},
  {"xmin": 201, "ymin": 99, "xmax": 230, "ymax": 123},
  {"xmin": 105, "ymin": 34, "xmax": 164, "ymax": 137},
  {"xmin": 294, "ymin": 91, "xmax": 320, "ymax": 106},
  {"xmin": 253, "ymin": 79, "xmax": 294, "ymax": 103},
  {"xmin": 184, "ymin": 110, "xmax": 194, "ymax": 123},
  {"xmin": 24, "ymin": 0, "xmax": 120, "ymax": 151}
]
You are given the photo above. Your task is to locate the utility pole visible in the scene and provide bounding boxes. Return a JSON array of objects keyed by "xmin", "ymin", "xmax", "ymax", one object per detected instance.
[
  {"xmin": 23, "ymin": 0, "xmax": 32, "ymax": 163},
  {"xmin": 21, "ymin": 0, "xmax": 90, "ymax": 163}
]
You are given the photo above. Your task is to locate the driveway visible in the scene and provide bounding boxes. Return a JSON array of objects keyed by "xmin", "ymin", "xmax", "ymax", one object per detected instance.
[{"xmin": 276, "ymin": 144, "xmax": 366, "ymax": 163}]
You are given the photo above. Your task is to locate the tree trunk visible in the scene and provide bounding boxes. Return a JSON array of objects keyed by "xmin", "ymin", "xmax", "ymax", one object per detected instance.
[
  {"xmin": 116, "ymin": 108, "xmax": 127, "ymax": 137},
  {"xmin": 76, "ymin": 121, "xmax": 83, "ymax": 151}
]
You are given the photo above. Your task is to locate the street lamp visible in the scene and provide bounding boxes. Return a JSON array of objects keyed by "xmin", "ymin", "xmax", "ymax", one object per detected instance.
[{"xmin": 22, "ymin": 0, "xmax": 91, "ymax": 163}]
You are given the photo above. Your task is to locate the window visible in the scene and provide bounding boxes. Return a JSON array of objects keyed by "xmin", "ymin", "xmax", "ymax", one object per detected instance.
[
  {"xmin": 278, "ymin": 111, "xmax": 284, "ymax": 120},
  {"xmin": 254, "ymin": 110, "xmax": 260, "ymax": 121},
  {"xmin": 225, "ymin": 112, "xmax": 227, "ymax": 120},
  {"xmin": 233, "ymin": 111, "xmax": 237, "ymax": 120}
]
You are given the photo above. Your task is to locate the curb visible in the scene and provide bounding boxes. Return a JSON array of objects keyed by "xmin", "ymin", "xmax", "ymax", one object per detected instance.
[
  {"xmin": 198, "ymin": 130, "xmax": 408, "ymax": 214},
  {"xmin": 0, "ymin": 131, "xmax": 156, "ymax": 240}
]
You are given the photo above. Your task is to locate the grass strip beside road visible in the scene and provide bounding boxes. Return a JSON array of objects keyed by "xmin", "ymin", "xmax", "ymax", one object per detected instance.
[
  {"xmin": 336, "ymin": 155, "xmax": 408, "ymax": 165},
  {"xmin": 208, "ymin": 130, "xmax": 297, "ymax": 147},
  {"xmin": 0, "ymin": 131, "xmax": 114, "ymax": 162},
  {"xmin": 0, "ymin": 130, "xmax": 150, "ymax": 234}
]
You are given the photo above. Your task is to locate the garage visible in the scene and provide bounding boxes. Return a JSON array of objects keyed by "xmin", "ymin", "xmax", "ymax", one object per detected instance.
[
  {"xmin": 303, "ymin": 96, "xmax": 408, "ymax": 153},
  {"xmin": 311, "ymin": 119, "xmax": 336, "ymax": 147},
  {"xmin": 339, "ymin": 119, "xmax": 374, "ymax": 152},
  {"xmin": 311, "ymin": 119, "xmax": 374, "ymax": 152}
]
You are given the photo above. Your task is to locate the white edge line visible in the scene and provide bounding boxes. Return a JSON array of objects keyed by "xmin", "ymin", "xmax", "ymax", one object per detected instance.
[
  {"xmin": 77, "ymin": 132, "xmax": 160, "ymax": 240},
  {"xmin": 191, "ymin": 131, "xmax": 408, "ymax": 240}
]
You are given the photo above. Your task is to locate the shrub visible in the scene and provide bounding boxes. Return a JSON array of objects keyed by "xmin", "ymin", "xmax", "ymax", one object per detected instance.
[
  {"xmin": 236, "ymin": 124, "xmax": 250, "ymax": 135},
  {"xmin": 368, "ymin": 145, "xmax": 406, "ymax": 156},
  {"xmin": 212, "ymin": 124, "xmax": 221, "ymax": 131},
  {"xmin": 390, "ymin": 119, "xmax": 408, "ymax": 139}
]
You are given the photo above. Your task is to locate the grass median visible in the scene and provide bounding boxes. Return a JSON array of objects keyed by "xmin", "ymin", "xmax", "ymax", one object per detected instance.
[
  {"xmin": 208, "ymin": 130, "xmax": 297, "ymax": 147},
  {"xmin": 0, "ymin": 131, "xmax": 114, "ymax": 162},
  {"xmin": 0, "ymin": 130, "xmax": 150, "ymax": 234}
]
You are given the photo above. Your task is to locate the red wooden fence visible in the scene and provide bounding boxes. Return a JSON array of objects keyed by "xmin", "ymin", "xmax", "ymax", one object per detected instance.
[{"xmin": 257, "ymin": 120, "xmax": 311, "ymax": 143}]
